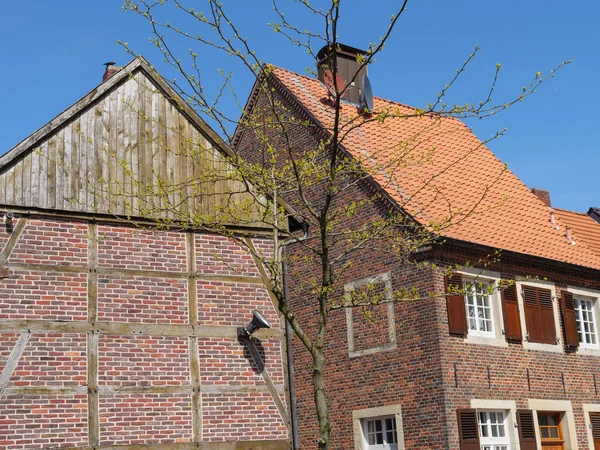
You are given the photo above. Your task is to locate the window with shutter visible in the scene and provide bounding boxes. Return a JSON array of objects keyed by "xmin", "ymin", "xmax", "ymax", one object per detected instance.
[
  {"xmin": 589, "ymin": 412, "xmax": 600, "ymax": 450},
  {"xmin": 572, "ymin": 293, "xmax": 599, "ymax": 349},
  {"xmin": 517, "ymin": 410, "xmax": 537, "ymax": 450},
  {"xmin": 457, "ymin": 409, "xmax": 480, "ymax": 450},
  {"xmin": 560, "ymin": 291, "xmax": 580, "ymax": 349},
  {"xmin": 446, "ymin": 274, "xmax": 468, "ymax": 336},
  {"xmin": 522, "ymin": 285, "xmax": 556, "ymax": 345},
  {"xmin": 501, "ymin": 282, "xmax": 522, "ymax": 341}
]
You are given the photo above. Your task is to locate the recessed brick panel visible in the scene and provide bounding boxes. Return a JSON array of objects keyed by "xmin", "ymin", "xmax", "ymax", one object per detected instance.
[
  {"xmin": 10, "ymin": 333, "xmax": 86, "ymax": 387},
  {"xmin": 197, "ymin": 282, "xmax": 278, "ymax": 326},
  {"xmin": 0, "ymin": 394, "xmax": 88, "ymax": 450},
  {"xmin": 97, "ymin": 226, "xmax": 187, "ymax": 272},
  {"xmin": 201, "ymin": 392, "xmax": 287, "ymax": 441},
  {"xmin": 99, "ymin": 394, "xmax": 192, "ymax": 446},
  {"xmin": 0, "ymin": 269, "xmax": 87, "ymax": 321},
  {"xmin": 98, "ymin": 274, "xmax": 187, "ymax": 323},
  {"xmin": 99, "ymin": 335, "xmax": 190, "ymax": 386},
  {"xmin": 195, "ymin": 234, "xmax": 260, "ymax": 276},
  {"xmin": 351, "ymin": 303, "xmax": 392, "ymax": 352},
  {"xmin": 198, "ymin": 337, "xmax": 284, "ymax": 386},
  {"xmin": 8, "ymin": 218, "xmax": 88, "ymax": 266}
]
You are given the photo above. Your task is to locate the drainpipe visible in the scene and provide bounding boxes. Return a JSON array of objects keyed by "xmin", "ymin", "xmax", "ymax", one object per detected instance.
[{"xmin": 282, "ymin": 222, "xmax": 309, "ymax": 449}]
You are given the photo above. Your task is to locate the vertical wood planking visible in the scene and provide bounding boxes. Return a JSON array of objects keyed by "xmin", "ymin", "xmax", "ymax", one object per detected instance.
[
  {"xmin": 70, "ymin": 119, "xmax": 80, "ymax": 210},
  {"xmin": 137, "ymin": 74, "xmax": 150, "ymax": 213},
  {"xmin": 123, "ymin": 79, "xmax": 133, "ymax": 216},
  {"xmin": 159, "ymin": 90, "xmax": 168, "ymax": 215},
  {"xmin": 129, "ymin": 73, "xmax": 140, "ymax": 213},
  {"xmin": 47, "ymin": 135, "xmax": 57, "ymax": 209},
  {"xmin": 176, "ymin": 107, "xmax": 188, "ymax": 216},
  {"xmin": 166, "ymin": 100, "xmax": 176, "ymax": 218},
  {"xmin": 151, "ymin": 86, "xmax": 162, "ymax": 214},
  {"xmin": 116, "ymin": 81, "xmax": 126, "ymax": 216},
  {"xmin": 100, "ymin": 95, "xmax": 111, "ymax": 212},
  {"xmin": 29, "ymin": 148, "xmax": 39, "ymax": 206},
  {"xmin": 79, "ymin": 111, "xmax": 90, "ymax": 212},
  {"xmin": 12, "ymin": 151, "xmax": 23, "ymax": 206},
  {"xmin": 107, "ymin": 84, "xmax": 118, "ymax": 212},
  {"xmin": 63, "ymin": 123, "xmax": 73, "ymax": 209},
  {"xmin": 38, "ymin": 141, "xmax": 49, "ymax": 209},
  {"xmin": 55, "ymin": 128, "xmax": 65, "ymax": 210}
]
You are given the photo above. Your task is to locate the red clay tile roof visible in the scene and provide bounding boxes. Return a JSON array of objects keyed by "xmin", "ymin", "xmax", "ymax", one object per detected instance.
[
  {"xmin": 270, "ymin": 66, "xmax": 600, "ymax": 270},
  {"xmin": 554, "ymin": 209, "xmax": 600, "ymax": 259}
]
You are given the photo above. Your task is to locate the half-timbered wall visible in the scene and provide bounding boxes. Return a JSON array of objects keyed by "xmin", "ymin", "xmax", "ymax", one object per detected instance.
[{"xmin": 0, "ymin": 216, "xmax": 288, "ymax": 450}]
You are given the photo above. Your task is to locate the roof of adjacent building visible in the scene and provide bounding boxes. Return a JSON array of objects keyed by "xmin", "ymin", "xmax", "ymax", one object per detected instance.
[
  {"xmin": 555, "ymin": 208, "xmax": 600, "ymax": 259},
  {"xmin": 268, "ymin": 66, "xmax": 600, "ymax": 270}
]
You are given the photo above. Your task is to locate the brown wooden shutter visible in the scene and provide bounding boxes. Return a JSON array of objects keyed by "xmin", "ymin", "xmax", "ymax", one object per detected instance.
[
  {"xmin": 560, "ymin": 290, "xmax": 580, "ymax": 349},
  {"xmin": 517, "ymin": 409, "xmax": 537, "ymax": 450},
  {"xmin": 457, "ymin": 409, "xmax": 480, "ymax": 450},
  {"xmin": 523, "ymin": 286, "xmax": 543, "ymax": 342},
  {"xmin": 538, "ymin": 288, "xmax": 556, "ymax": 344},
  {"xmin": 501, "ymin": 282, "xmax": 522, "ymax": 341},
  {"xmin": 446, "ymin": 274, "xmax": 467, "ymax": 336},
  {"xmin": 590, "ymin": 412, "xmax": 600, "ymax": 450},
  {"xmin": 523, "ymin": 286, "xmax": 556, "ymax": 344}
]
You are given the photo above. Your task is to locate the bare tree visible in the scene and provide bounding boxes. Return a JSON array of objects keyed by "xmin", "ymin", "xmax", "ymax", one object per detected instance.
[{"xmin": 87, "ymin": 1, "xmax": 571, "ymax": 448}]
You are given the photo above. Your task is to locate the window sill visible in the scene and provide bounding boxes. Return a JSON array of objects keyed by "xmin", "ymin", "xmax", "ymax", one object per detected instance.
[
  {"xmin": 464, "ymin": 334, "xmax": 508, "ymax": 348},
  {"xmin": 522, "ymin": 341, "xmax": 563, "ymax": 353},
  {"xmin": 576, "ymin": 346, "xmax": 600, "ymax": 356}
]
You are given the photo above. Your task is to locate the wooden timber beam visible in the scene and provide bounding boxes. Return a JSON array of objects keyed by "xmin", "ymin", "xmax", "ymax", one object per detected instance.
[
  {"xmin": 51, "ymin": 439, "xmax": 287, "ymax": 450},
  {"xmin": 0, "ymin": 319, "xmax": 283, "ymax": 339}
]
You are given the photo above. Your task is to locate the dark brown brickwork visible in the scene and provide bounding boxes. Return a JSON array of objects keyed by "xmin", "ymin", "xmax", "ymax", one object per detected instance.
[{"xmin": 235, "ymin": 77, "xmax": 600, "ymax": 449}]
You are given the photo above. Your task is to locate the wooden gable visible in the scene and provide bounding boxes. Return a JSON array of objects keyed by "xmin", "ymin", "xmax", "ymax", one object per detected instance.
[{"xmin": 0, "ymin": 57, "xmax": 269, "ymax": 228}]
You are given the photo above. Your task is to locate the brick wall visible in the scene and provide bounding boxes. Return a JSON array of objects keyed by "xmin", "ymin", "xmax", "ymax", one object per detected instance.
[
  {"xmin": 235, "ymin": 79, "xmax": 600, "ymax": 450},
  {"xmin": 0, "ymin": 216, "xmax": 288, "ymax": 449}
]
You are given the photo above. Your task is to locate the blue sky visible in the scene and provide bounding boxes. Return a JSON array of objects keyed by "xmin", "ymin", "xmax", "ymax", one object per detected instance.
[{"xmin": 1, "ymin": 1, "xmax": 598, "ymax": 212}]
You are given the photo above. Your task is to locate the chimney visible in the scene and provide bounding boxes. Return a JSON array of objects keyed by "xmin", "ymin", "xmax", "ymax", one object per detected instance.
[
  {"xmin": 531, "ymin": 188, "xmax": 551, "ymax": 207},
  {"xmin": 317, "ymin": 44, "xmax": 367, "ymax": 104},
  {"xmin": 588, "ymin": 207, "xmax": 600, "ymax": 224},
  {"xmin": 102, "ymin": 62, "xmax": 121, "ymax": 82}
]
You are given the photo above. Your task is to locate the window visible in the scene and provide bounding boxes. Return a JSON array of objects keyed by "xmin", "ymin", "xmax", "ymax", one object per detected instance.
[
  {"xmin": 457, "ymin": 407, "xmax": 514, "ymax": 450},
  {"xmin": 353, "ymin": 405, "xmax": 404, "ymax": 450},
  {"xmin": 537, "ymin": 412, "xmax": 564, "ymax": 449},
  {"xmin": 363, "ymin": 416, "xmax": 398, "ymax": 450},
  {"xmin": 465, "ymin": 281, "xmax": 494, "ymax": 337},
  {"xmin": 478, "ymin": 411, "xmax": 510, "ymax": 450},
  {"xmin": 575, "ymin": 297, "xmax": 598, "ymax": 348}
]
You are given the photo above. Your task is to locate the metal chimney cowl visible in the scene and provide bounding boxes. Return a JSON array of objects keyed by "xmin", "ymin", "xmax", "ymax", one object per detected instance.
[{"xmin": 317, "ymin": 43, "xmax": 368, "ymax": 104}]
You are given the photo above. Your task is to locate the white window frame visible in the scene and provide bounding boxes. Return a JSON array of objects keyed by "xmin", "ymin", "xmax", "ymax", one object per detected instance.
[
  {"xmin": 464, "ymin": 279, "xmax": 495, "ymax": 338},
  {"xmin": 478, "ymin": 410, "xmax": 511, "ymax": 450},
  {"xmin": 352, "ymin": 405, "xmax": 404, "ymax": 450},
  {"xmin": 362, "ymin": 415, "xmax": 398, "ymax": 450},
  {"xmin": 470, "ymin": 400, "xmax": 518, "ymax": 449},
  {"xmin": 515, "ymin": 279, "xmax": 562, "ymax": 353},
  {"xmin": 568, "ymin": 286, "xmax": 600, "ymax": 355},
  {"xmin": 456, "ymin": 268, "xmax": 507, "ymax": 348}
]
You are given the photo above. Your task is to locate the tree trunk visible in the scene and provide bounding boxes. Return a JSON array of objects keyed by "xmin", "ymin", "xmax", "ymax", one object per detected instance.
[{"xmin": 313, "ymin": 344, "xmax": 331, "ymax": 449}]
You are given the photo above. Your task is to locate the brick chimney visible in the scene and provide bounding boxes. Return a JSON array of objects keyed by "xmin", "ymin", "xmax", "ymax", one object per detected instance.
[
  {"xmin": 531, "ymin": 188, "xmax": 551, "ymax": 207},
  {"xmin": 317, "ymin": 44, "xmax": 367, "ymax": 104},
  {"xmin": 102, "ymin": 62, "xmax": 121, "ymax": 82}
]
